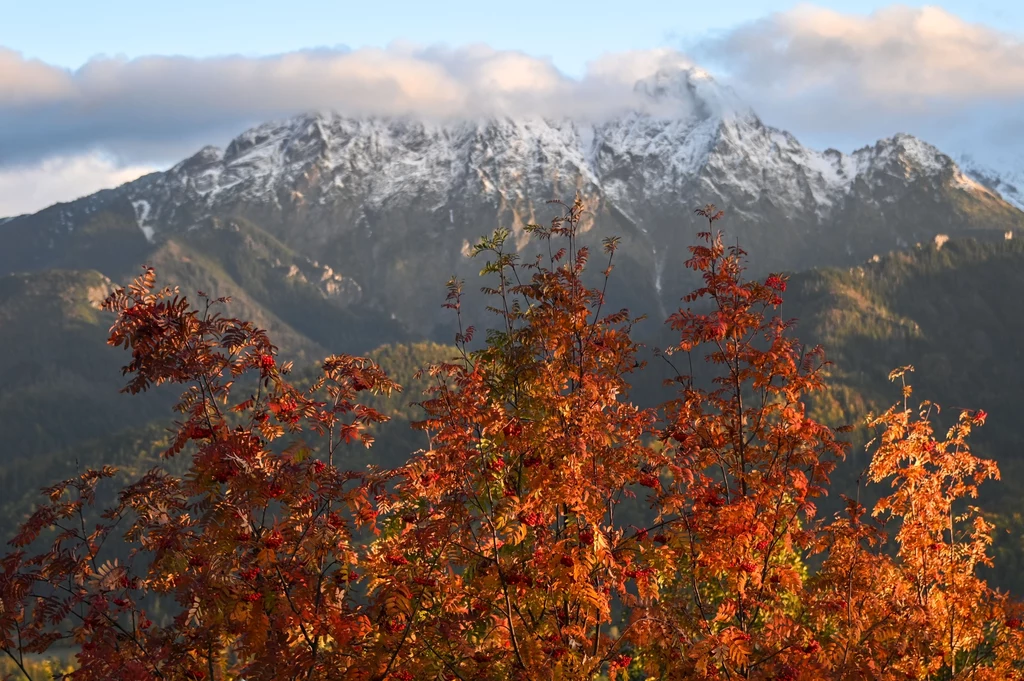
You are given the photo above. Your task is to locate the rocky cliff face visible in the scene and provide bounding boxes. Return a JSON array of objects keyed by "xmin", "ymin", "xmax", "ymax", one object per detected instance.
[{"xmin": 2, "ymin": 66, "xmax": 1021, "ymax": 333}]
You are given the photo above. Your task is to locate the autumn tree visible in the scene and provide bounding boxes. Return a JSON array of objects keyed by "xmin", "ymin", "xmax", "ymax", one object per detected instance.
[
  {"xmin": 611, "ymin": 207, "xmax": 846, "ymax": 680},
  {"xmin": 358, "ymin": 198, "xmax": 664, "ymax": 680},
  {"xmin": 806, "ymin": 368, "xmax": 1024, "ymax": 680},
  {"xmin": 0, "ymin": 270, "xmax": 400, "ymax": 680},
  {"xmin": 1, "ymin": 200, "xmax": 1022, "ymax": 681}
]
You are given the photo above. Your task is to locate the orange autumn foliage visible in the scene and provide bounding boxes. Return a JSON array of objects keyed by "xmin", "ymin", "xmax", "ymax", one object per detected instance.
[
  {"xmin": 0, "ymin": 200, "xmax": 1022, "ymax": 680},
  {"xmin": 804, "ymin": 367, "xmax": 1024, "ymax": 679}
]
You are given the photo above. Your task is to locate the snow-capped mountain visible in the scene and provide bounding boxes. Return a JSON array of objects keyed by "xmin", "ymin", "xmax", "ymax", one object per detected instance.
[{"xmin": 2, "ymin": 65, "xmax": 1021, "ymax": 332}]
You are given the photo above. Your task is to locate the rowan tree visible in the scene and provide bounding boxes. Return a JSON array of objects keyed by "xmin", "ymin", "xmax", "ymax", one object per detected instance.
[
  {"xmin": 363, "ymin": 198, "xmax": 663, "ymax": 680},
  {"xmin": 621, "ymin": 207, "xmax": 846, "ymax": 680},
  {"xmin": 0, "ymin": 201, "xmax": 1022, "ymax": 681},
  {"xmin": 0, "ymin": 269, "xmax": 399, "ymax": 680},
  {"xmin": 805, "ymin": 368, "xmax": 1024, "ymax": 680}
]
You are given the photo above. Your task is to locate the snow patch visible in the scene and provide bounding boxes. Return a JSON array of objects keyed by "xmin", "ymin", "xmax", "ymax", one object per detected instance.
[
  {"xmin": 652, "ymin": 246, "xmax": 665, "ymax": 295},
  {"xmin": 131, "ymin": 200, "xmax": 155, "ymax": 242}
]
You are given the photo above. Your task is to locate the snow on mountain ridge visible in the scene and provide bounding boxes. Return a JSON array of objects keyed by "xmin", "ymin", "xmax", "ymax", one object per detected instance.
[{"xmin": 99, "ymin": 67, "xmax": 1004, "ymax": 244}]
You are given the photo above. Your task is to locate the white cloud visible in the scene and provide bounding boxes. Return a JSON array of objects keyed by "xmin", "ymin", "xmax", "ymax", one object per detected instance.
[
  {"xmin": 696, "ymin": 4, "xmax": 1024, "ymax": 156},
  {"xmin": 0, "ymin": 154, "xmax": 158, "ymax": 217},
  {"xmin": 585, "ymin": 49, "xmax": 695, "ymax": 85},
  {"xmin": 702, "ymin": 4, "xmax": 1024, "ymax": 102},
  {"xmin": 0, "ymin": 45, "xmax": 697, "ymax": 170}
]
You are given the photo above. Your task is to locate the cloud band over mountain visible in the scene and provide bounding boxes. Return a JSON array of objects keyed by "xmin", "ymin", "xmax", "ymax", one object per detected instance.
[{"xmin": 0, "ymin": 46, "xmax": 697, "ymax": 168}]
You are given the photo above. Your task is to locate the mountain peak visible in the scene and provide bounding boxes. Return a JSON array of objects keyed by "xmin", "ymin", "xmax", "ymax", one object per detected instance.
[
  {"xmin": 848, "ymin": 133, "xmax": 955, "ymax": 177},
  {"xmin": 171, "ymin": 145, "xmax": 224, "ymax": 174},
  {"xmin": 633, "ymin": 66, "xmax": 753, "ymax": 121},
  {"xmin": 888, "ymin": 133, "xmax": 949, "ymax": 170}
]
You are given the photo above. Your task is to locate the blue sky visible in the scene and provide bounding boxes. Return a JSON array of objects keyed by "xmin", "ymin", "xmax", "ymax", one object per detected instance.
[
  {"xmin": 3, "ymin": 0, "xmax": 1020, "ymax": 77},
  {"xmin": 2, "ymin": 1, "xmax": 1024, "ymax": 215}
]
